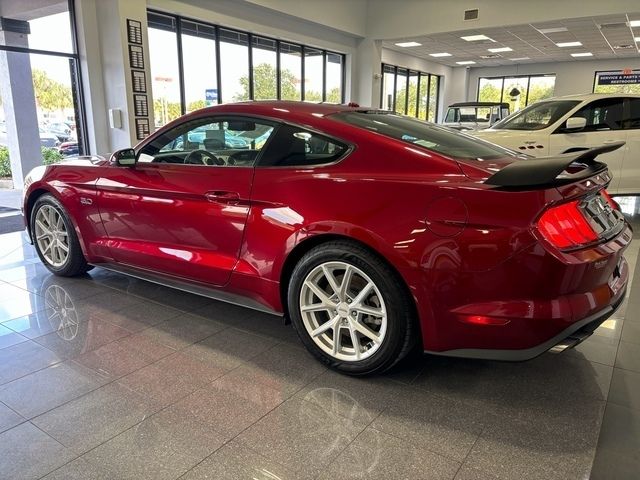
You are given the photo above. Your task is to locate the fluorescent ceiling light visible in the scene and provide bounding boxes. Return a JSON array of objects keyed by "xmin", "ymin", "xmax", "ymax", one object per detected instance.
[
  {"xmin": 537, "ymin": 26, "xmax": 568, "ymax": 34},
  {"xmin": 635, "ymin": 36, "xmax": 640, "ymax": 42},
  {"xmin": 488, "ymin": 47, "xmax": 513, "ymax": 53},
  {"xmin": 510, "ymin": 57, "xmax": 530, "ymax": 61},
  {"xmin": 461, "ymin": 34, "xmax": 494, "ymax": 42},
  {"xmin": 629, "ymin": 20, "xmax": 640, "ymax": 27},
  {"xmin": 456, "ymin": 61, "xmax": 476, "ymax": 65},
  {"xmin": 395, "ymin": 41, "xmax": 422, "ymax": 47},
  {"xmin": 556, "ymin": 41, "xmax": 582, "ymax": 47},
  {"xmin": 571, "ymin": 52, "xmax": 593, "ymax": 57},
  {"xmin": 429, "ymin": 52, "xmax": 452, "ymax": 57}
]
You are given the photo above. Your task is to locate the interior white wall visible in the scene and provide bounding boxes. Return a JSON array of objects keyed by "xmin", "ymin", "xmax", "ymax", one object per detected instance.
[
  {"xmin": 242, "ymin": 0, "xmax": 368, "ymax": 38},
  {"xmin": 467, "ymin": 58, "xmax": 640, "ymax": 101}
]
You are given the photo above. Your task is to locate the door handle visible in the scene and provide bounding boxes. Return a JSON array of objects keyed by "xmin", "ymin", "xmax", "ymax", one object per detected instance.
[{"xmin": 205, "ymin": 191, "xmax": 241, "ymax": 204}]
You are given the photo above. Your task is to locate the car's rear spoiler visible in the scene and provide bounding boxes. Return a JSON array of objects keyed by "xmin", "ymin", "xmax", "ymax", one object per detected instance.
[{"xmin": 485, "ymin": 141, "xmax": 624, "ymax": 189}]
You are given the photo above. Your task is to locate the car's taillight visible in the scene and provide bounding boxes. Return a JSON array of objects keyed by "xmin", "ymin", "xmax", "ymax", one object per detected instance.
[
  {"xmin": 600, "ymin": 189, "xmax": 619, "ymax": 210},
  {"xmin": 536, "ymin": 200, "xmax": 598, "ymax": 249}
]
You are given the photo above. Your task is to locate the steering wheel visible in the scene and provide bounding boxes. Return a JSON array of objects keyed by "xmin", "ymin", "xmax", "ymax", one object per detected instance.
[{"xmin": 184, "ymin": 149, "xmax": 224, "ymax": 166}]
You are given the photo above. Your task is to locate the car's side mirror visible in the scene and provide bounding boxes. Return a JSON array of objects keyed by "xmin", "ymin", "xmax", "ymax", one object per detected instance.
[
  {"xmin": 112, "ymin": 148, "xmax": 137, "ymax": 166},
  {"xmin": 564, "ymin": 117, "xmax": 587, "ymax": 132}
]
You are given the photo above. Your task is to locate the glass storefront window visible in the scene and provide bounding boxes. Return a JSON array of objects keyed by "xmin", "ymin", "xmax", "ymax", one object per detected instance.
[
  {"xmin": 219, "ymin": 29, "xmax": 249, "ymax": 103},
  {"xmin": 303, "ymin": 48, "xmax": 323, "ymax": 102},
  {"xmin": 395, "ymin": 68, "xmax": 408, "ymax": 114},
  {"xmin": 181, "ymin": 20, "xmax": 218, "ymax": 113},
  {"xmin": 478, "ymin": 75, "xmax": 556, "ymax": 111},
  {"xmin": 148, "ymin": 15, "xmax": 181, "ymax": 126},
  {"xmin": 280, "ymin": 43, "xmax": 302, "ymax": 101},
  {"xmin": 326, "ymin": 53, "xmax": 343, "ymax": 103},
  {"xmin": 381, "ymin": 65, "xmax": 395, "ymax": 110},
  {"xmin": 427, "ymin": 75, "xmax": 439, "ymax": 122},
  {"xmin": 252, "ymin": 36, "xmax": 277, "ymax": 100},
  {"xmin": 146, "ymin": 11, "xmax": 346, "ymax": 110},
  {"xmin": 381, "ymin": 64, "xmax": 441, "ymax": 121}
]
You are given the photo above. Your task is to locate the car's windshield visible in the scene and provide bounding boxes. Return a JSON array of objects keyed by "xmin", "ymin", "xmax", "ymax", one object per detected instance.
[
  {"xmin": 445, "ymin": 107, "xmax": 492, "ymax": 124},
  {"xmin": 332, "ymin": 111, "xmax": 520, "ymax": 161},
  {"xmin": 492, "ymin": 100, "xmax": 580, "ymax": 131}
]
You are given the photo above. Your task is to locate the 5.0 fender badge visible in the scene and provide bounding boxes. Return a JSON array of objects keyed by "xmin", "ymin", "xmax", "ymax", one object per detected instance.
[{"xmin": 80, "ymin": 197, "xmax": 93, "ymax": 206}]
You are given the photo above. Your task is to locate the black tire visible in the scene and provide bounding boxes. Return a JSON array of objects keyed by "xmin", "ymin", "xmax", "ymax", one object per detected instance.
[
  {"xmin": 288, "ymin": 240, "xmax": 417, "ymax": 375},
  {"xmin": 31, "ymin": 194, "xmax": 92, "ymax": 277}
]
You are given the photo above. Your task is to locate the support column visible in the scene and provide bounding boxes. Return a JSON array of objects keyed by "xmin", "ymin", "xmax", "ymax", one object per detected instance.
[
  {"xmin": 352, "ymin": 38, "xmax": 382, "ymax": 108},
  {"xmin": 0, "ymin": 30, "xmax": 42, "ymax": 190}
]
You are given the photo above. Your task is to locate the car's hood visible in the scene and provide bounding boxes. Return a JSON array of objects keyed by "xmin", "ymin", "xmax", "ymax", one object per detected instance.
[
  {"xmin": 469, "ymin": 129, "xmax": 549, "ymax": 154},
  {"xmin": 56, "ymin": 155, "xmax": 108, "ymax": 167}
]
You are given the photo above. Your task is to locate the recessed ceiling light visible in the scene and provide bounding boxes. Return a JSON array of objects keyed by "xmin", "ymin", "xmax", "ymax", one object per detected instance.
[
  {"xmin": 456, "ymin": 61, "xmax": 476, "ymax": 65},
  {"xmin": 395, "ymin": 41, "xmax": 422, "ymax": 47},
  {"xmin": 510, "ymin": 57, "xmax": 531, "ymax": 61},
  {"xmin": 461, "ymin": 34, "xmax": 495, "ymax": 42},
  {"xmin": 556, "ymin": 41, "xmax": 582, "ymax": 47},
  {"xmin": 537, "ymin": 26, "xmax": 568, "ymax": 34},
  {"xmin": 488, "ymin": 47, "xmax": 513, "ymax": 53},
  {"xmin": 571, "ymin": 52, "xmax": 593, "ymax": 57},
  {"xmin": 635, "ymin": 36, "xmax": 640, "ymax": 42},
  {"xmin": 429, "ymin": 52, "xmax": 452, "ymax": 57},
  {"xmin": 480, "ymin": 54, "xmax": 501, "ymax": 59},
  {"xmin": 629, "ymin": 20, "xmax": 640, "ymax": 27}
]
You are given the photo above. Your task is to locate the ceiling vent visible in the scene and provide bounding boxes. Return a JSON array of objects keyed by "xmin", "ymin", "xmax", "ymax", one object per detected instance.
[
  {"xmin": 613, "ymin": 44, "xmax": 634, "ymax": 49},
  {"xmin": 599, "ymin": 22, "xmax": 627, "ymax": 29},
  {"xmin": 464, "ymin": 9, "xmax": 479, "ymax": 21},
  {"xmin": 480, "ymin": 54, "xmax": 501, "ymax": 59}
]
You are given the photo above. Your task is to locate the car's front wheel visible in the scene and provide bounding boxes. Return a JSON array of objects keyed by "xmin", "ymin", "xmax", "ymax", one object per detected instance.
[
  {"xmin": 31, "ymin": 194, "xmax": 91, "ymax": 277},
  {"xmin": 288, "ymin": 241, "xmax": 417, "ymax": 375}
]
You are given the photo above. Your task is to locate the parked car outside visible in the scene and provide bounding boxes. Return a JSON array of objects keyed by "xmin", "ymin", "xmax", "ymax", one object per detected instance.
[
  {"xmin": 47, "ymin": 122, "xmax": 75, "ymax": 142},
  {"xmin": 442, "ymin": 102, "xmax": 510, "ymax": 131},
  {"xmin": 471, "ymin": 93, "xmax": 640, "ymax": 195},
  {"xmin": 0, "ymin": 123, "xmax": 60, "ymax": 148},
  {"xmin": 58, "ymin": 141, "xmax": 79, "ymax": 157},
  {"xmin": 22, "ymin": 101, "xmax": 630, "ymax": 375}
]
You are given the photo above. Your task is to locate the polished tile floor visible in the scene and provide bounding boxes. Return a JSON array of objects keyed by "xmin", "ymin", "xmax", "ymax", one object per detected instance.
[{"xmin": 0, "ymin": 216, "xmax": 638, "ymax": 479}]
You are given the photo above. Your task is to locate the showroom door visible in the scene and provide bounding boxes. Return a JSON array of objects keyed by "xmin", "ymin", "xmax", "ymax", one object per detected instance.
[
  {"xmin": 96, "ymin": 116, "xmax": 275, "ymax": 286},
  {"xmin": 549, "ymin": 98, "xmax": 626, "ymax": 192}
]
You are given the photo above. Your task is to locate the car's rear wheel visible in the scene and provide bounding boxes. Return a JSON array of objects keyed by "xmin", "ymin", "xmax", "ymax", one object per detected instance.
[
  {"xmin": 31, "ymin": 194, "xmax": 91, "ymax": 277},
  {"xmin": 288, "ymin": 241, "xmax": 417, "ymax": 375}
]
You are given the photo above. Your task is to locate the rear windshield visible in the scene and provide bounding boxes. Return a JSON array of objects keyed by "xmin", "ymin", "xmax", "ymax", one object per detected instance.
[
  {"xmin": 331, "ymin": 111, "xmax": 520, "ymax": 160},
  {"xmin": 492, "ymin": 100, "xmax": 580, "ymax": 131}
]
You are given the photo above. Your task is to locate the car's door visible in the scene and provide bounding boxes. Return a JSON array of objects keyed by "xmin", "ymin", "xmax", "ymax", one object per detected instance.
[
  {"xmin": 95, "ymin": 116, "xmax": 276, "ymax": 286},
  {"xmin": 619, "ymin": 98, "xmax": 640, "ymax": 195},
  {"xmin": 549, "ymin": 98, "xmax": 626, "ymax": 192}
]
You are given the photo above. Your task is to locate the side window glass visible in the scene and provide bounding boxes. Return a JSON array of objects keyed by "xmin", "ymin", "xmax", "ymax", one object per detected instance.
[
  {"xmin": 259, "ymin": 125, "xmax": 347, "ymax": 167},
  {"xmin": 626, "ymin": 99, "xmax": 640, "ymax": 130},
  {"xmin": 573, "ymin": 99, "xmax": 624, "ymax": 132},
  {"xmin": 138, "ymin": 117, "xmax": 274, "ymax": 166}
]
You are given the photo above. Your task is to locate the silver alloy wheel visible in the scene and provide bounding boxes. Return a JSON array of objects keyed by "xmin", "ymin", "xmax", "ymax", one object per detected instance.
[
  {"xmin": 34, "ymin": 205, "xmax": 69, "ymax": 268},
  {"xmin": 299, "ymin": 261, "xmax": 387, "ymax": 362}
]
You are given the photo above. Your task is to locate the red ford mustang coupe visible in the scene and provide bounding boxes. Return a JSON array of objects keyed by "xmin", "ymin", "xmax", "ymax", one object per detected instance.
[{"xmin": 22, "ymin": 101, "xmax": 630, "ymax": 375}]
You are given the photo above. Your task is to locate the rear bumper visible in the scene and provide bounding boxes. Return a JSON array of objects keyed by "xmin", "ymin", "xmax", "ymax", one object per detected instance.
[{"xmin": 424, "ymin": 287, "xmax": 625, "ymax": 361}]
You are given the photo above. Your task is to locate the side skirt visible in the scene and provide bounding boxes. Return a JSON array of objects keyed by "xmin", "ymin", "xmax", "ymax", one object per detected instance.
[{"xmin": 93, "ymin": 262, "xmax": 282, "ymax": 317}]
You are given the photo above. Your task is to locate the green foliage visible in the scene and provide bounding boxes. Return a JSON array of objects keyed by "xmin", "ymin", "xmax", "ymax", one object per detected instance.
[
  {"xmin": 594, "ymin": 83, "xmax": 640, "ymax": 94},
  {"xmin": 0, "ymin": 146, "xmax": 10, "ymax": 177},
  {"xmin": 478, "ymin": 80, "xmax": 555, "ymax": 112},
  {"xmin": 0, "ymin": 146, "xmax": 63, "ymax": 178},
  {"xmin": 32, "ymin": 69, "xmax": 73, "ymax": 112},
  {"xmin": 42, "ymin": 147, "xmax": 63, "ymax": 165}
]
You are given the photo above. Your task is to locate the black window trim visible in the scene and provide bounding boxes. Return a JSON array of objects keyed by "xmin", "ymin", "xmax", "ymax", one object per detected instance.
[
  {"xmin": 380, "ymin": 63, "xmax": 441, "ymax": 122},
  {"xmin": 550, "ymin": 98, "xmax": 627, "ymax": 135}
]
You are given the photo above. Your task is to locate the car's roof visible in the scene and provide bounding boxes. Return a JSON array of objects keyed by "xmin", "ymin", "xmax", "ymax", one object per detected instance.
[
  {"xmin": 188, "ymin": 100, "xmax": 360, "ymax": 118},
  {"xmin": 543, "ymin": 93, "xmax": 640, "ymax": 101},
  {"xmin": 448, "ymin": 102, "xmax": 509, "ymax": 108}
]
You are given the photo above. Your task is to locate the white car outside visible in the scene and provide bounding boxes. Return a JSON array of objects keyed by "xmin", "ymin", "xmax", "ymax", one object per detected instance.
[{"xmin": 471, "ymin": 93, "xmax": 640, "ymax": 195}]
